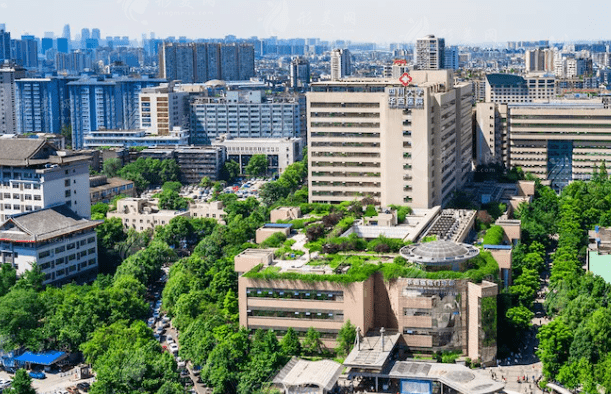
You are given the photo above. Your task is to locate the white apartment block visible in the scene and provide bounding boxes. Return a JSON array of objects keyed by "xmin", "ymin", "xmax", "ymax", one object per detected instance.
[
  {"xmin": 0, "ymin": 205, "xmax": 99, "ymax": 286},
  {"xmin": 211, "ymin": 135, "xmax": 304, "ymax": 175},
  {"xmin": 307, "ymin": 70, "xmax": 473, "ymax": 209},
  {"xmin": 139, "ymin": 83, "xmax": 189, "ymax": 135},
  {"xmin": 0, "ymin": 139, "xmax": 91, "ymax": 222},
  {"xmin": 485, "ymin": 74, "xmax": 556, "ymax": 103},
  {"xmin": 416, "ymin": 35, "xmax": 445, "ymax": 70},
  {"xmin": 330, "ymin": 49, "xmax": 351, "ymax": 81},
  {"xmin": 0, "ymin": 66, "xmax": 24, "ymax": 134}
]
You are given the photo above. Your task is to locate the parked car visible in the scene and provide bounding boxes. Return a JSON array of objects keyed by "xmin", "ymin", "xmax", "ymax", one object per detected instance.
[
  {"xmin": 76, "ymin": 382, "xmax": 91, "ymax": 392},
  {"xmin": 169, "ymin": 343, "xmax": 179, "ymax": 355},
  {"xmin": 166, "ymin": 335, "xmax": 174, "ymax": 344},
  {"xmin": 28, "ymin": 371, "xmax": 46, "ymax": 379}
]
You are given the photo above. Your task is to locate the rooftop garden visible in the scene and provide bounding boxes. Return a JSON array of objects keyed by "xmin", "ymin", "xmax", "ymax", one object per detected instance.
[{"xmin": 243, "ymin": 249, "xmax": 499, "ymax": 284}]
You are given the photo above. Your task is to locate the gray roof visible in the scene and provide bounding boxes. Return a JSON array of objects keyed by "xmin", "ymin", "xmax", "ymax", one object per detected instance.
[
  {"xmin": 0, "ymin": 206, "xmax": 100, "ymax": 243},
  {"xmin": 343, "ymin": 332, "xmax": 401, "ymax": 370},
  {"xmin": 0, "ymin": 139, "xmax": 90, "ymax": 167},
  {"xmin": 400, "ymin": 241, "xmax": 480, "ymax": 264},
  {"xmin": 273, "ymin": 357, "xmax": 343, "ymax": 392},
  {"xmin": 0, "ymin": 139, "xmax": 48, "ymax": 164},
  {"xmin": 387, "ymin": 361, "xmax": 505, "ymax": 394}
]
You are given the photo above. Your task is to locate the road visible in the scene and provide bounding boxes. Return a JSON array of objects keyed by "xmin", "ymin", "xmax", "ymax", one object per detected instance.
[{"xmin": 483, "ymin": 254, "xmax": 553, "ymax": 394}]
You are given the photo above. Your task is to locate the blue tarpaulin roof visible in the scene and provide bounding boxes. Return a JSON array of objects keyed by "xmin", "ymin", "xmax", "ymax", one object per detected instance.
[
  {"xmin": 14, "ymin": 351, "xmax": 67, "ymax": 365},
  {"xmin": 483, "ymin": 244, "xmax": 512, "ymax": 250},
  {"xmin": 264, "ymin": 223, "xmax": 293, "ymax": 228}
]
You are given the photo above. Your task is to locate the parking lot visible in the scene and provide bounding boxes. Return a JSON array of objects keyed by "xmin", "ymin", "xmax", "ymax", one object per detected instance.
[{"xmin": 0, "ymin": 369, "xmax": 94, "ymax": 394}]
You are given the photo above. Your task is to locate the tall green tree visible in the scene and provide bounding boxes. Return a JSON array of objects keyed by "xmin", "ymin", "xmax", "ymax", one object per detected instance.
[
  {"xmin": 221, "ymin": 160, "xmax": 240, "ymax": 183},
  {"xmin": 280, "ymin": 327, "xmax": 302, "ymax": 357},
  {"xmin": 4, "ymin": 369, "xmax": 35, "ymax": 394},
  {"xmin": 245, "ymin": 154, "xmax": 268, "ymax": 177},
  {"xmin": 302, "ymin": 327, "xmax": 323, "ymax": 355},
  {"xmin": 337, "ymin": 320, "xmax": 357, "ymax": 357},
  {"xmin": 102, "ymin": 158, "xmax": 122, "ymax": 178}
]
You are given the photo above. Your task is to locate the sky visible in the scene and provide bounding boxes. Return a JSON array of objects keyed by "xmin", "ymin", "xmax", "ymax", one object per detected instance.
[{"xmin": 2, "ymin": 0, "xmax": 609, "ymax": 45}]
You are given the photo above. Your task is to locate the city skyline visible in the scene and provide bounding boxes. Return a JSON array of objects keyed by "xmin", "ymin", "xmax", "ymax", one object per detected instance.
[{"xmin": 2, "ymin": 0, "xmax": 611, "ymax": 45}]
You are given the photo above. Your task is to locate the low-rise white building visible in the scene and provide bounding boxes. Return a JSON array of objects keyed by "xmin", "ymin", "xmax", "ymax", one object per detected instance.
[
  {"xmin": 211, "ymin": 135, "xmax": 304, "ymax": 175},
  {"xmin": 0, "ymin": 205, "xmax": 100, "ymax": 285},
  {"xmin": 109, "ymin": 197, "xmax": 227, "ymax": 231},
  {"xmin": 82, "ymin": 127, "xmax": 189, "ymax": 149}
]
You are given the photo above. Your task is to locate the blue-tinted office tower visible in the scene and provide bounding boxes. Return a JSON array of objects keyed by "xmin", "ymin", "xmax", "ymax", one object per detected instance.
[
  {"xmin": 0, "ymin": 25, "xmax": 10, "ymax": 61},
  {"xmin": 15, "ymin": 77, "xmax": 74, "ymax": 134},
  {"xmin": 56, "ymin": 38, "xmax": 68, "ymax": 54},
  {"xmin": 68, "ymin": 77, "xmax": 165, "ymax": 148},
  {"xmin": 11, "ymin": 38, "xmax": 38, "ymax": 68},
  {"xmin": 41, "ymin": 38, "xmax": 53, "ymax": 54}
]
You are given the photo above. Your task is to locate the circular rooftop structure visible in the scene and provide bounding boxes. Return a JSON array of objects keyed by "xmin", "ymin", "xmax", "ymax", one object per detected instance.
[
  {"xmin": 204, "ymin": 79, "xmax": 226, "ymax": 87},
  {"xmin": 400, "ymin": 240, "xmax": 480, "ymax": 267}
]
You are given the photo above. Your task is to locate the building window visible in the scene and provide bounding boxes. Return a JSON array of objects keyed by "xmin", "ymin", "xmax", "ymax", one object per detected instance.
[
  {"xmin": 65, "ymin": 179, "xmax": 70, "ymax": 187},
  {"xmin": 65, "ymin": 190, "xmax": 71, "ymax": 198}
]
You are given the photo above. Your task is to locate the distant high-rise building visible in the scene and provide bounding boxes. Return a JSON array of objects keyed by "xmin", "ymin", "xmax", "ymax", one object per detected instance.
[
  {"xmin": 0, "ymin": 25, "xmax": 10, "ymax": 61},
  {"xmin": 330, "ymin": 48, "xmax": 351, "ymax": 80},
  {"xmin": 206, "ymin": 43, "xmax": 221, "ymax": 80},
  {"xmin": 220, "ymin": 44, "xmax": 239, "ymax": 80},
  {"xmin": 91, "ymin": 28, "xmax": 101, "ymax": 41},
  {"xmin": 525, "ymin": 48, "xmax": 554, "ymax": 73},
  {"xmin": 416, "ymin": 35, "xmax": 445, "ymax": 70},
  {"xmin": 62, "ymin": 24, "xmax": 71, "ymax": 40},
  {"xmin": 159, "ymin": 42, "xmax": 255, "ymax": 83},
  {"xmin": 41, "ymin": 37, "xmax": 53, "ymax": 54},
  {"xmin": 290, "ymin": 57, "xmax": 310, "ymax": 88},
  {"xmin": 383, "ymin": 59, "xmax": 409, "ymax": 79},
  {"xmin": 237, "ymin": 44, "xmax": 255, "ymax": 80},
  {"xmin": 56, "ymin": 38, "xmax": 68, "ymax": 54},
  {"xmin": 444, "ymin": 46, "xmax": 459, "ymax": 70},
  {"xmin": 81, "ymin": 28, "xmax": 90, "ymax": 48},
  {"xmin": 0, "ymin": 63, "xmax": 26, "ymax": 134},
  {"xmin": 11, "ymin": 37, "xmax": 38, "ymax": 68}
]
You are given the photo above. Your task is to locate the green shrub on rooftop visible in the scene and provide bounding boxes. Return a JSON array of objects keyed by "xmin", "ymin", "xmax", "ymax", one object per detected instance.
[
  {"xmin": 482, "ymin": 225, "xmax": 505, "ymax": 245},
  {"xmin": 243, "ymin": 250, "xmax": 499, "ymax": 284}
]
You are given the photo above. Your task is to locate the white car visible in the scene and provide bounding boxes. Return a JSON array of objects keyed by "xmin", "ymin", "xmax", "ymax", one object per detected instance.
[
  {"xmin": 166, "ymin": 335, "xmax": 174, "ymax": 343},
  {"xmin": 169, "ymin": 343, "xmax": 179, "ymax": 355}
]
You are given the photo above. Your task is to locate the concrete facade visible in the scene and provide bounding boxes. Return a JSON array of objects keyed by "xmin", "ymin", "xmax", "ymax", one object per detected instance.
[
  {"xmin": 139, "ymin": 83, "xmax": 189, "ymax": 136},
  {"xmin": 475, "ymin": 100, "xmax": 611, "ymax": 190},
  {"xmin": 108, "ymin": 198, "xmax": 189, "ymax": 231},
  {"xmin": 0, "ymin": 141, "xmax": 91, "ymax": 222},
  {"xmin": 89, "ymin": 176, "xmax": 136, "ymax": 205},
  {"xmin": 237, "ymin": 265, "xmax": 498, "ymax": 363},
  {"xmin": 308, "ymin": 71, "xmax": 472, "ymax": 209},
  {"xmin": 212, "ymin": 136, "xmax": 304, "ymax": 175}
]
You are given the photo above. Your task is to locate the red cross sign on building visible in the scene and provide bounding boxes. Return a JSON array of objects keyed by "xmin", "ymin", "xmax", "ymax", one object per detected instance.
[{"xmin": 399, "ymin": 72, "xmax": 412, "ymax": 87}]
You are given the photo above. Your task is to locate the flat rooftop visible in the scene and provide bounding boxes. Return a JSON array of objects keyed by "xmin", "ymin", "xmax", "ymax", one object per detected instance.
[
  {"xmin": 589, "ymin": 251, "xmax": 611, "ymax": 284},
  {"xmin": 343, "ymin": 332, "xmax": 401, "ymax": 370},
  {"xmin": 387, "ymin": 361, "xmax": 505, "ymax": 394},
  {"xmin": 344, "ymin": 207, "xmax": 441, "ymax": 242}
]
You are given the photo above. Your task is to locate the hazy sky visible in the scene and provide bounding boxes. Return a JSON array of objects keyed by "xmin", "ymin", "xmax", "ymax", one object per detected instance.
[{"xmin": 2, "ymin": 0, "xmax": 609, "ymax": 44}]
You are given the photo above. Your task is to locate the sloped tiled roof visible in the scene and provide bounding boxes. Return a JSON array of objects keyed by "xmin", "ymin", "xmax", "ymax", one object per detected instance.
[{"xmin": 0, "ymin": 206, "xmax": 100, "ymax": 243}]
